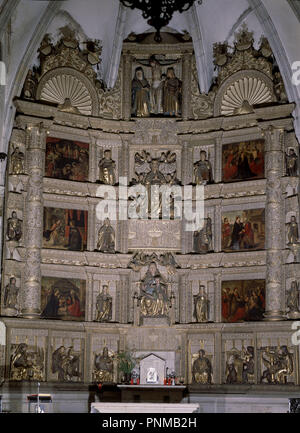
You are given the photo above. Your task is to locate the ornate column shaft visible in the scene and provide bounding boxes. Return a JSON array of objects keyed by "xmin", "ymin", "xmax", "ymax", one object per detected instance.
[
  {"xmin": 22, "ymin": 123, "xmax": 46, "ymax": 319},
  {"xmin": 122, "ymin": 53, "xmax": 132, "ymax": 121},
  {"xmin": 263, "ymin": 126, "xmax": 285, "ymax": 321},
  {"xmin": 181, "ymin": 52, "xmax": 192, "ymax": 120}
]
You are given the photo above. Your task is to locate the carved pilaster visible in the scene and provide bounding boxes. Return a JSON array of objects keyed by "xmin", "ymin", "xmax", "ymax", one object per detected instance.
[
  {"xmin": 88, "ymin": 135, "xmax": 97, "ymax": 182},
  {"xmin": 120, "ymin": 274, "xmax": 129, "ymax": 323},
  {"xmin": 122, "ymin": 53, "xmax": 132, "ymax": 121},
  {"xmin": 182, "ymin": 53, "xmax": 192, "ymax": 120},
  {"xmin": 22, "ymin": 123, "xmax": 46, "ymax": 319},
  {"xmin": 179, "ymin": 273, "xmax": 187, "ymax": 323},
  {"xmin": 214, "ymin": 273, "xmax": 222, "ymax": 322},
  {"xmin": 263, "ymin": 126, "xmax": 285, "ymax": 321}
]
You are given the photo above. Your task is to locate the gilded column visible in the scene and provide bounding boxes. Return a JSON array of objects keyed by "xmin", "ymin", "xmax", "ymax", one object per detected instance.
[
  {"xmin": 263, "ymin": 126, "xmax": 285, "ymax": 321},
  {"xmin": 182, "ymin": 52, "xmax": 192, "ymax": 120},
  {"xmin": 22, "ymin": 123, "xmax": 46, "ymax": 319},
  {"xmin": 122, "ymin": 53, "xmax": 132, "ymax": 121}
]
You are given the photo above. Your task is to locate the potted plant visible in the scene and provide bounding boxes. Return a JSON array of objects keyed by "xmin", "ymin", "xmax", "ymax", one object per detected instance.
[{"xmin": 116, "ymin": 349, "xmax": 136, "ymax": 384}]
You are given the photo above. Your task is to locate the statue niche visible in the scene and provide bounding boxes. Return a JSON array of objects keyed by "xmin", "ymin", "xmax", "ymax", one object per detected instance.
[
  {"xmin": 93, "ymin": 347, "xmax": 114, "ymax": 383},
  {"xmin": 135, "ymin": 262, "xmax": 174, "ymax": 324},
  {"xmin": 131, "ymin": 55, "xmax": 182, "ymax": 118}
]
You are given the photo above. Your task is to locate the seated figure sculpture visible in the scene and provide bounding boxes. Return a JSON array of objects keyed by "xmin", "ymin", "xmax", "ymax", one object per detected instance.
[{"xmin": 139, "ymin": 262, "xmax": 170, "ymax": 318}]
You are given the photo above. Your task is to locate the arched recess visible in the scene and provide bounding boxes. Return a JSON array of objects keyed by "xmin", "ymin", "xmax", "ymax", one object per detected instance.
[
  {"xmin": 36, "ymin": 67, "xmax": 99, "ymax": 116},
  {"xmin": 214, "ymin": 69, "xmax": 275, "ymax": 117}
]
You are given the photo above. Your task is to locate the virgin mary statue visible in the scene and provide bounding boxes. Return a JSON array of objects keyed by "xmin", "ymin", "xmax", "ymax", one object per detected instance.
[{"xmin": 140, "ymin": 262, "xmax": 170, "ymax": 317}]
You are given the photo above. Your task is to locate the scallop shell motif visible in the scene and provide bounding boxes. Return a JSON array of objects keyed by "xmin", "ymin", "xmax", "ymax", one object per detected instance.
[
  {"xmin": 221, "ymin": 76, "xmax": 273, "ymax": 116},
  {"xmin": 39, "ymin": 73, "xmax": 92, "ymax": 115}
]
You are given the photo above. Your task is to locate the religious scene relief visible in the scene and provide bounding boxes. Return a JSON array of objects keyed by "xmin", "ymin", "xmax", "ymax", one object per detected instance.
[
  {"xmin": 93, "ymin": 346, "xmax": 115, "ymax": 382},
  {"xmin": 225, "ymin": 346, "xmax": 255, "ymax": 384},
  {"xmin": 10, "ymin": 343, "xmax": 44, "ymax": 381},
  {"xmin": 51, "ymin": 344, "xmax": 82, "ymax": 382},
  {"xmin": 192, "ymin": 349, "xmax": 213, "ymax": 384},
  {"xmin": 260, "ymin": 346, "xmax": 294, "ymax": 384}
]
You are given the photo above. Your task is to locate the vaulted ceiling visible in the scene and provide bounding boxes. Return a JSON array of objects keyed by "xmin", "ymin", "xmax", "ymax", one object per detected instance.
[{"xmin": 0, "ymin": 0, "xmax": 300, "ymax": 158}]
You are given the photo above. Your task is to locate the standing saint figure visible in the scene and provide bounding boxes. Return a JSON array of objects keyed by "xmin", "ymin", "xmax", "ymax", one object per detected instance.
[
  {"xmin": 10, "ymin": 147, "xmax": 24, "ymax": 175},
  {"xmin": 95, "ymin": 285, "xmax": 112, "ymax": 322},
  {"xmin": 192, "ymin": 350, "xmax": 213, "ymax": 384},
  {"xmin": 194, "ymin": 151, "xmax": 213, "ymax": 185},
  {"xmin": 193, "ymin": 284, "xmax": 209, "ymax": 323},
  {"xmin": 98, "ymin": 149, "xmax": 116, "ymax": 185},
  {"xmin": 163, "ymin": 67, "xmax": 182, "ymax": 116},
  {"xmin": 144, "ymin": 159, "xmax": 166, "ymax": 218},
  {"xmin": 286, "ymin": 148, "xmax": 298, "ymax": 177},
  {"xmin": 97, "ymin": 218, "xmax": 115, "ymax": 253},
  {"xmin": 7, "ymin": 211, "xmax": 22, "ymax": 242},
  {"xmin": 131, "ymin": 67, "xmax": 150, "ymax": 117},
  {"xmin": 193, "ymin": 217, "xmax": 213, "ymax": 253},
  {"xmin": 287, "ymin": 281, "xmax": 300, "ymax": 317},
  {"xmin": 4, "ymin": 277, "xmax": 19, "ymax": 310},
  {"xmin": 287, "ymin": 215, "xmax": 299, "ymax": 244}
]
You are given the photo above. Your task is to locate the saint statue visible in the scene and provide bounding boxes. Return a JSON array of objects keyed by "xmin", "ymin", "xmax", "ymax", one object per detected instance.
[
  {"xmin": 287, "ymin": 216, "xmax": 299, "ymax": 245},
  {"xmin": 193, "ymin": 285, "xmax": 209, "ymax": 323},
  {"xmin": 194, "ymin": 151, "xmax": 213, "ymax": 185},
  {"xmin": 10, "ymin": 147, "xmax": 24, "ymax": 175},
  {"xmin": 95, "ymin": 285, "xmax": 112, "ymax": 322},
  {"xmin": 131, "ymin": 67, "xmax": 150, "ymax": 117},
  {"xmin": 98, "ymin": 149, "xmax": 116, "ymax": 185},
  {"xmin": 286, "ymin": 148, "xmax": 298, "ymax": 177},
  {"xmin": 97, "ymin": 218, "xmax": 115, "ymax": 253},
  {"xmin": 144, "ymin": 159, "xmax": 166, "ymax": 217},
  {"xmin": 287, "ymin": 281, "xmax": 300, "ymax": 317},
  {"xmin": 7, "ymin": 211, "xmax": 22, "ymax": 242},
  {"xmin": 4, "ymin": 277, "xmax": 19, "ymax": 310},
  {"xmin": 93, "ymin": 347, "xmax": 114, "ymax": 382},
  {"xmin": 163, "ymin": 67, "xmax": 182, "ymax": 116},
  {"xmin": 140, "ymin": 262, "xmax": 170, "ymax": 317},
  {"xmin": 193, "ymin": 217, "xmax": 213, "ymax": 253},
  {"xmin": 192, "ymin": 350, "xmax": 213, "ymax": 384}
]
